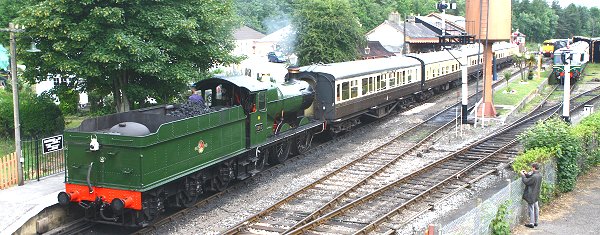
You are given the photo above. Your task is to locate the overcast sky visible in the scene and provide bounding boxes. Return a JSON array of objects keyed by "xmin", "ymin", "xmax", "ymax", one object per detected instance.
[{"xmin": 546, "ymin": 0, "xmax": 600, "ymax": 9}]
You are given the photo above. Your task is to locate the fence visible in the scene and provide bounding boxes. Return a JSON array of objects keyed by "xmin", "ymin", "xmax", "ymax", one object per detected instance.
[
  {"xmin": 21, "ymin": 138, "xmax": 65, "ymax": 181},
  {"xmin": 0, "ymin": 153, "xmax": 18, "ymax": 189},
  {"xmin": 0, "ymin": 137, "xmax": 65, "ymax": 190},
  {"xmin": 440, "ymin": 160, "xmax": 556, "ymax": 234}
]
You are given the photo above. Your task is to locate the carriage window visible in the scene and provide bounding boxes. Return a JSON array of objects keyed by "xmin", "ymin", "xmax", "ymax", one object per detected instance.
[
  {"xmin": 389, "ymin": 73, "xmax": 396, "ymax": 87},
  {"xmin": 336, "ymin": 84, "xmax": 341, "ymax": 101},
  {"xmin": 351, "ymin": 80, "xmax": 358, "ymax": 98},
  {"xmin": 342, "ymin": 82, "xmax": 350, "ymax": 100},
  {"xmin": 581, "ymin": 54, "xmax": 585, "ymax": 61},
  {"xmin": 370, "ymin": 77, "xmax": 375, "ymax": 92},
  {"xmin": 408, "ymin": 71, "xmax": 412, "ymax": 83},
  {"xmin": 378, "ymin": 75, "xmax": 386, "ymax": 90},
  {"xmin": 362, "ymin": 78, "xmax": 369, "ymax": 95},
  {"xmin": 258, "ymin": 91, "xmax": 266, "ymax": 111}
]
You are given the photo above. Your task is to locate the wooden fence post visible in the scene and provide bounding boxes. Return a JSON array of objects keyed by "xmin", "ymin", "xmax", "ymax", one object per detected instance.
[{"xmin": 0, "ymin": 153, "xmax": 18, "ymax": 189}]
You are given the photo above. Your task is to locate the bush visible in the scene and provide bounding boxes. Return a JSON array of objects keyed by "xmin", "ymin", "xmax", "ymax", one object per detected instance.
[
  {"xmin": 490, "ymin": 201, "xmax": 511, "ymax": 235},
  {"xmin": 0, "ymin": 90, "xmax": 64, "ymax": 138},
  {"xmin": 540, "ymin": 181, "xmax": 555, "ymax": 204},
  {"xmin": 571, "ymin": 112, "xmax": 600, "ymax": 171},
  {"xmin": 518, "ymin": 117, "xmax": 580, "ymax": 192},
  {"xmin": 511, "ymin": 147, "xmax": 554, "ymax": 174}
]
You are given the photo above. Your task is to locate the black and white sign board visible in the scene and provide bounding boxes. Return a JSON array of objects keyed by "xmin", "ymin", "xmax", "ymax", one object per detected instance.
[{"xmin": 42, "ymin": 135, "xmax": 63, "ymax": 154}]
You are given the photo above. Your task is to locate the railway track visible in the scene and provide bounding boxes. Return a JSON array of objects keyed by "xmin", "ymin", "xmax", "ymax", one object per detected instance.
[
  {"xmin": 223, "ymin": 70, "xmax": 533, "ymax": 234},
  {"xmin": 280, "ymin": 86, "xmax": 600, "ymax": 235}
]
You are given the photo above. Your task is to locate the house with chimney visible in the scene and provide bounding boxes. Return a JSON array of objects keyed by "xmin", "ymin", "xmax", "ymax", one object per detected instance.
[{"xmin": 366, "ymin": 12, "xmax": 467, "ymax": 54}]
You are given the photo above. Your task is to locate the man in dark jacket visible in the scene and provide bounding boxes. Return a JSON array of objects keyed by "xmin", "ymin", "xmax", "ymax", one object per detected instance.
[{"xmin": 521, "ymin": 162, "xmax": 542, "ymax": 228}]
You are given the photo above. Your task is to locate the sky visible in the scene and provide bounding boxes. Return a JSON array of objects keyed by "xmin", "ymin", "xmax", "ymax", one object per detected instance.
[{"xmin": 546, "ymin": 0, "xmax": 600, "ymax": 9}]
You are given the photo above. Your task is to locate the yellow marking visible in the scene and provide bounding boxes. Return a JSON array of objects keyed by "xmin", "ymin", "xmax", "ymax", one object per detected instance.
[{"xmin": 258, "ymin": 115, "xmax": 261, "ymax": 120}]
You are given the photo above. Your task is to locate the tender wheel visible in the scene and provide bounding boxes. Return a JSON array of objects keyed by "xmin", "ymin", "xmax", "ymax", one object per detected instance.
[
  {"xmin": 268, "ymin": 141, "xmax": 291, "ymax": 165},
  {"xmin": 138, "ymin": 192, "xmax": 165, "ymax": 226},
  {"xmin": 291, "ymin": 133, "xmax": 313, "ymax": 155},
  {"xmin": 178, "ymin": 176, "xmax": 202, "ymax": 208},
  {"xmin": 213, "ymin": 162, "xmax": 234, "ymax": 192}
]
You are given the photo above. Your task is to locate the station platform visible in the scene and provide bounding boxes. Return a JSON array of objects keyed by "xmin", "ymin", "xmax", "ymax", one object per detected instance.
[{"xmin": 0, "ymin": 173, "xmax": 63, "ymax": 235}]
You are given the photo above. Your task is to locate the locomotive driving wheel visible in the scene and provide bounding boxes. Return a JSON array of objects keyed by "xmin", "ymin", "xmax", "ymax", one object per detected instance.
[
  {"xmin": 268, "ymin": 141, "xmax": 291, "ymax": 165},
  {"xmin": 292, "ymin": 133, "xmax": 313, "ymax": 155}
]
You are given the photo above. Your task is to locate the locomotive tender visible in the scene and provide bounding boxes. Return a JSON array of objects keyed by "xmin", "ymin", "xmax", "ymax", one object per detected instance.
[{"xmin": 57, "ymin": 42, "xmax": 517, "ymax": 226}]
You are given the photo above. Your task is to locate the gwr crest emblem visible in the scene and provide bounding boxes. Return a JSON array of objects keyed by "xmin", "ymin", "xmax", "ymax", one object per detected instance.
[{"xmin": 195, "ymin": 140, "xmax": 207, "ymax": 154}]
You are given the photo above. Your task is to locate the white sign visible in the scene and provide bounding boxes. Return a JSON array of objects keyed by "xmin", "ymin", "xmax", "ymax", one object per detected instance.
[{"xmin": 42, "ymin": 135, "xmax": 63, "ymax": 154}]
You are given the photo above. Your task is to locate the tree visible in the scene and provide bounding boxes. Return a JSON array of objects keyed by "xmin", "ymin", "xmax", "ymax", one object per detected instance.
[
  {"xmin": 0, "ymin": 0, "xmax": 33, "ymax": 44},
  {"xmin": 525, "ymin": 54, "xmax": 536, "ymax": 79},
  {"xmin": 350, "ymin": 0, "xmax": 394, "ymax": 31},
  {"xmin": 513, "ymin": 54, "xmax": 526, "ymax": 81},
  {"xmin": 16, "ymin": 0, "xmax": 239, "ymax": 113},
  {"xmin": 292, "ymin": 0, "xmax": 366, "ymax": 66},
  {"xmin": 503, "ymin": 71, "xmax": 512, "ymax": 92},
  {"xmin": 234, "ymin": 0, "xmax": 293, "ymax": 34}
]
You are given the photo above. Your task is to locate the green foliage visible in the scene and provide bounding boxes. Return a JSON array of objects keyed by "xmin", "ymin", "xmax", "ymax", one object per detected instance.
[
  {"xmin": 503, "ymin": 71, "xmax": 512, "ymax": 92},
  {"xmin": 349, "ymin": 0, "xmax": 394, "ymax": 31},
  {"xmin": 0, "ymin": 89, "xmax": 64, "ymax": 138},
  {"xmin": 234, "ymin": 0, "xmax": 292, "ymax": 34},
  {"xmin": 293, "ymin": 0, "xmax": 366, "ymax": 66},
  {"xmin": 571, "ymin": 111, "xmax": 600, "ymax": 172},
  {"xmin": 0, "ymin": 0, "xmax": 33, "ymax": 44},
  {"xmin": 511, "ymin": 147, "xmax": 554, "ymax": 174},
  {"xmin": 15, "ymin": 0, "xmax": 240, "ymax": 113},
  {"xmin": 53, "ymin": 84, "xmax": 79, "ymax": 115},
  {"xmin": 518, "ymin": 117, "xmax": 580, "ymax": 192},
  {"xmin": 490, "ymin": 201, "xmax": 511, "ymax": 235},
  {"xmin": 540, "ymin": 181, "xmax": 555, "ymax": 204}
]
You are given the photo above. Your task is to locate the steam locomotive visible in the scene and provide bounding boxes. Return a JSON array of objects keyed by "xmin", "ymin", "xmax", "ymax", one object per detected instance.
[{"xmin": 57, "ymin": 42, "xmax": 517, "ymax": 226}]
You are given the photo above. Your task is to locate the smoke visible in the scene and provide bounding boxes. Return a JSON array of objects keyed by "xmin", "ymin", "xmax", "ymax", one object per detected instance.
[{"xmin": 262, "ymin": 15, "xmax": 297, "ymax": 55}]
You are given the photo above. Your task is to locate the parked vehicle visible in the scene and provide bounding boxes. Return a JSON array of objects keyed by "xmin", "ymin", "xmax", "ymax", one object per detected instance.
[{"xmin": 267, "ymin": 51, "xmax": 286, "ymax": 63}]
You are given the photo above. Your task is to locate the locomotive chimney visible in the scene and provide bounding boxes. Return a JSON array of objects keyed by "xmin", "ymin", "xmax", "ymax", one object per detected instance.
[{"xmin": 286, "ymin": 66, "xmax": 300, "ymax": 82}]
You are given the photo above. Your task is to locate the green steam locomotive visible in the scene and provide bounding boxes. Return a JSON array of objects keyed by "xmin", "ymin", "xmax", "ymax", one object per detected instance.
[{"xmin": 57, "ymin": 73, "xmax": 324, "ymax": 226}]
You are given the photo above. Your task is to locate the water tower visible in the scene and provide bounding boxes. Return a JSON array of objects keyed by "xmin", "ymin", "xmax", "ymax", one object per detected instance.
[{"xmin": 466, "ymin": 0, "xmax": 511, "ymax": 117}]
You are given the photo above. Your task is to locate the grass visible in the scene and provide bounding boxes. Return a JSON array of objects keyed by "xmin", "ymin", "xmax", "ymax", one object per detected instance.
[
  {"xmin": 493, "ymin": 69, "xmax": 548, "ymax": 106},
  {"xmin": 581, "ymin": 63, "xmax": 600, "ymax": 82},
  {"xmin": 0, "ymin": 137, "xmax": 15, "ymax": 156},
  {"xmin": 64, "ymin": 115, "xmax": 86, "ymax": 129}
]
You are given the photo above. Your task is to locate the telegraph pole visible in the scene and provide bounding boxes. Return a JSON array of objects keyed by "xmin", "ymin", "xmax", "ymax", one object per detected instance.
[{"xmin": 5, "ymin": 23, "xmax": 24, "ymax": 185}]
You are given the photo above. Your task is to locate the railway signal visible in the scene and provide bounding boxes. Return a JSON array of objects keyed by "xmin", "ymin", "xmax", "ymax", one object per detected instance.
[{"xmin": 562, "ymin": 50, "xmax": 572, "ymax": 122}]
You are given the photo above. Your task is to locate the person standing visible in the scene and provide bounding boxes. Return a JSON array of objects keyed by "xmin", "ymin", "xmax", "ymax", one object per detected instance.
[{"xmin": 521, "ymin": 162, "xmax": 542, "ymax": 228}]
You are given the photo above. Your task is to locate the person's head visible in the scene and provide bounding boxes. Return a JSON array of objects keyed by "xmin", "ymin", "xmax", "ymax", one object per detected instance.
[{"xmin": 531, "ymin": 163, "xmax": 539, "ymax": 171}]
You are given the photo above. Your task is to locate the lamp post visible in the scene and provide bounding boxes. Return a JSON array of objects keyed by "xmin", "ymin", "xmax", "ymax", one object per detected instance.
[{"xmin": 1, "ymin": 23, "xmax": 40, "ymax": 186}]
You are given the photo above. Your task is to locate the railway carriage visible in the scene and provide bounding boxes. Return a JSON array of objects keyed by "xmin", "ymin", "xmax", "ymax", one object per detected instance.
[{"xmin": 296, "ymin": 43, "xmax": 516, "ymax": 134}]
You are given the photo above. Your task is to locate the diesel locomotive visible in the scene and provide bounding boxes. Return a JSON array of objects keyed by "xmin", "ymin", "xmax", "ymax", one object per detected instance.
[
  {"xmin": 551, "ymin": 41, "xmax": 590, "ymax": 85},
  {"xmin": 57, "ymin": 42, "xmax": 517, "ymax": 226}
]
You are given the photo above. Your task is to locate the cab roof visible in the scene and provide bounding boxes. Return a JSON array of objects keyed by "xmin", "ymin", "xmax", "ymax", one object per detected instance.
[{"xmin": 197, "ymin": 75, "xmax": 273, "ymax": 92}]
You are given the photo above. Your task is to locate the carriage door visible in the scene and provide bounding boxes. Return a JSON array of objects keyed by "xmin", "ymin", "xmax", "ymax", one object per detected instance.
[{"xmin": 248, "ymin": 91, "xmax": 268, "ymax": 147}]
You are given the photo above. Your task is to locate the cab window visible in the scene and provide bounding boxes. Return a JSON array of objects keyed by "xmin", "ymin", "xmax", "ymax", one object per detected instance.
[{"xmin": 258, "ymin": 92, "xmax": 266, "ymax": 111}]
